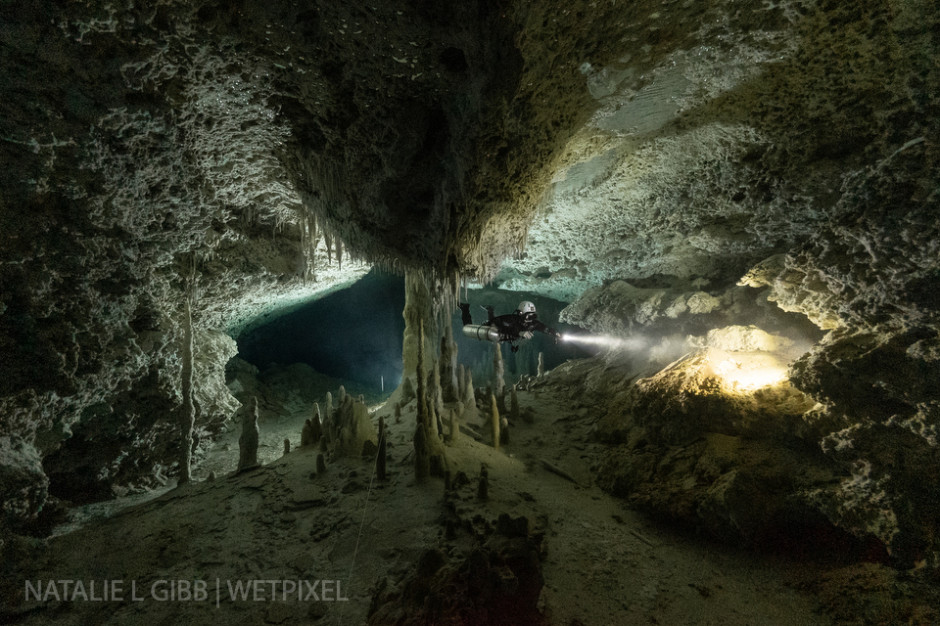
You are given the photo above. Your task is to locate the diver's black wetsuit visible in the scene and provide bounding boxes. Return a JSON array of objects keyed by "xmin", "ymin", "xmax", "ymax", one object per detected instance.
[{"xmin": 460, "ymin": 304, "xmax": 558, "ymax": 351}]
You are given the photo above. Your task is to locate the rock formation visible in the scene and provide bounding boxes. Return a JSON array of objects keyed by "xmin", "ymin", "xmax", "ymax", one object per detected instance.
[
  {"xmin": 492, "ymin": 343, "xmax": 505, "ymax": 400},
  {"xmin": 377, "ymin": 415, "xmax": 388, "ymax": 481},
  {"xmin": 301, "ymin": 405, "xmax": 323, "ymax": 447},
  {"xmin": 237, "ymin": 399, "xmax": 260, "ymax": 473},
  {"xmin": 490, "ymin": 394, "xmax": 501, "ymax": 451},
  {"xmin": 477, "ymin": 464, "xmax": 489, "ymax": 501},
  {"xmin": 440, "ymin": 325, "xmax": 459, "ymax": 403},
  {"xmin": 509, "ymin": 385, "xmax": 520, "ymax": 423}
]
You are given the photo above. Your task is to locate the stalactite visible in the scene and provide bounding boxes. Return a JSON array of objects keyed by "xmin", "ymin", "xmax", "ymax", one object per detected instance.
[{"xmin": 432, "ymin": 359, "xmax": 445, "ymax": 426}]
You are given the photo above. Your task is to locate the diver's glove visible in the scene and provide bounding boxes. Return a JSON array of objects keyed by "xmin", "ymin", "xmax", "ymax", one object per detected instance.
[
  {"xmin": 550, "ymin": 328, "xmax": 561, "ymax": 343},
  {"xmin": 520, "ymin": 331, "xmax": 534, "ymax": 339}
]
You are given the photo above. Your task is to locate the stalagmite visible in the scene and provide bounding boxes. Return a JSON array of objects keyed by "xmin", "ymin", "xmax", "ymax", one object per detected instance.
[
  {"xmin": 500, "ymin": 417, "xmax": 509, "ymax": 445},
  {"xmin": 324, "ymin": 391, "xmax": 334, "ymax": 442},
  {"xmin": 457, "ymin": 363, "xmax": 466, "ymax": 401},
  {"xmin": 537, "ymin": 352, "xmax": 545, "ymax": 378},
  {"xmin": 178, "ymin": 294, "xmax": 195, "ymax": 485},
  {"xmin": 510, "ymin": 385, "xmax": 520, "ymax": 422},
  {"xmin": 401, "ymin": 376, "xmax": 415, "ymax": 403},
  {"xmin": 490, "ymin": 393, "xmax": 500, "ymax": 450},
  {"xmin": 316, "ymin": 453, "xmax": 326, "ymax": 474},
  {"xmin": 283, "ymin": 438, "xmax": 291, "ymax": 455},
  {"xmin": 334, "ymin": 395, "xmax": 377, "ymax": 457},
  {"xmin": 401, "ymin": 270, "xmax": 436, "ymax": 383},
  {"xmin": 301, "ymin": 404, "xmax": 321, "ymax": 447},
  {"xmin": 493, "ymin": 343, "xmax": 505, "ymax": 399},
  {"xmin": 431, "ymin": 360, "xmax": 445, "ymax": 427},
  {"xmin": 414, "ymin": 421, "xmax": 429, "ymax": 482},
  {"xmin": 414, "ymin": 320, "xmax": 431, "ymax": 482},
  {"xmin": 338, "ymin": 385, "xmax": 346, "ymax": 405},
  {"xmin": 377, "ymin": 415, "xmax": 387, "ymax": 480},
  {"xmin": 463, "ymin": 367, "xmax": 476, "ymax": 408},
  {"xmin": 440, "ymin": 324, "xmax": 459, "ymax": 402},
  {"xmin": 446, "ymin": 409, "xmax": 459, "ymax": 444},
  {"xmin": 394, "ymin": 401, "xmax": 402, "ymax": 423},
  {"xmin": 238, "ymin": 398, "xmax": 260, "ymax": 472},
  {"xmin": 477, "ymin": 464, "xmax": 488, "ymax": 501}
]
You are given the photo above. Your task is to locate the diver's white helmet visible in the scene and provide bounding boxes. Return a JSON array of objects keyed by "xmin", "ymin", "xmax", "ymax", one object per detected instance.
[{"xmin": 518, "ymin": 301, "xmax": 536, "ymax": 315}]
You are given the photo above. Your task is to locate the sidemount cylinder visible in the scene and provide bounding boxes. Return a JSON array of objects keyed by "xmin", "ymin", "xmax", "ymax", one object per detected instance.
[{"xmin": 462, "ymin": 324, "xmax": 500, "ymax": 343}]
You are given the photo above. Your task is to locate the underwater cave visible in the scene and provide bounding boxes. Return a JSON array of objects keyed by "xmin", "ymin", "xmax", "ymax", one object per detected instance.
[{"xmin": 2, "ymin": 0, "xmax": 940, "ymax": 624}]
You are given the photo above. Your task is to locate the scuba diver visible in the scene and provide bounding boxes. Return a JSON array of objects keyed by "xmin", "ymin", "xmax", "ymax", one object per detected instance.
[{"xmin": 459, "ymin": 300, "xmax": 561, "ymax": 352}]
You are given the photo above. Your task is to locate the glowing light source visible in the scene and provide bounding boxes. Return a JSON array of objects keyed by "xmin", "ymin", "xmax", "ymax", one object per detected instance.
[{"xmin": 706, "ymin": 349, "xmax": 788, "ymax": 392}]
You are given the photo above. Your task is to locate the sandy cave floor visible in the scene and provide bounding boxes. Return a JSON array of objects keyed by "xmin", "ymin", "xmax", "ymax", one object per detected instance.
[{"xmin": 14, "ymin": 383, "xmax": 833, "ymax": 626}]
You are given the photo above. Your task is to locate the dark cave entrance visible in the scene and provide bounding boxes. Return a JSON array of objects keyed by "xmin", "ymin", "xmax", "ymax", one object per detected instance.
[{"xmin": 235, "ymin": 269, "xmax": 407, "ymax": 397}]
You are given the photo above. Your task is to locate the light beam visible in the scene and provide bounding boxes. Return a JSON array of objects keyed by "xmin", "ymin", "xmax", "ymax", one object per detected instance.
[{"xmin": 560, "ymin": 332, "xmax": 647, "ymax": 351}]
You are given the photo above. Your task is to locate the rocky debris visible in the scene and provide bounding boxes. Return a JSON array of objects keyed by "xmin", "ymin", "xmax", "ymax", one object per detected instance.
[
  {"xmin": 794, "ymin": 562, "xmax": 940, "ymax": 626},
  {"xmin": 367, "ymin": 514, "xmax": 546, "ymax": 626}
]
